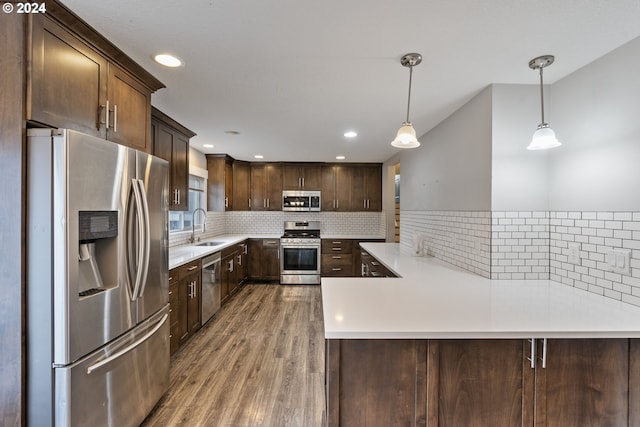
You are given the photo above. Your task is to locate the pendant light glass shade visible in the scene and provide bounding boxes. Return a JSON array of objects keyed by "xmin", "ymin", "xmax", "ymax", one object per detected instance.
[
  {"xmin": 528, "ymin": 55, "xmax": 561, "ymax": 150},
  {"xmin": 527, "ymin": 123, "xmax": 561, "ymax": 150},
  {"xmin": 391, "ymin": 53, "xmax": 422, "ymax": 149},
  {"xmin": 391, "ymin": 122, "xmax": 420, "ymax": 148}
]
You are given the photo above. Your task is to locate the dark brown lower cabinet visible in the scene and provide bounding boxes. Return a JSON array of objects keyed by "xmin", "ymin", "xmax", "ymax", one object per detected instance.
[
  {"xmin": 168, "ymin": 260, "xmax": 201, "ymax": 355},
  {"xmin": 325, "ymin": 339, "xmax": 427, "ymax": 427},
  {"xmin": 534, "ymin": 339, "xmax": 634, "ymax": 427},
  {"xmin": 430, "ymin": 340, "xmax": 526, "ymax": 427},
  {"xmin": 326, "ymin": 338, "xmax": 640, "ymax": 427},
  {"xmin": 248, "ymin": 238, "xmax": 280, "ymax": 281}
]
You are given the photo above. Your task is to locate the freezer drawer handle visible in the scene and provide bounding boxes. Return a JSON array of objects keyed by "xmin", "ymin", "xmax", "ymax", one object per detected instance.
[{"xmin": 86, "ymin": 313, "xmax": 168, "ymax": 375}]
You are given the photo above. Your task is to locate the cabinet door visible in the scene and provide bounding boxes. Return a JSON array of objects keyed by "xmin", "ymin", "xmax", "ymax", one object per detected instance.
[
  {"xmin": 171, "ymin": 132, "xmax": 189, "ymax": 211},
  {"xmin": 535, "ymin": 339, "xmax": 630, "ymax": 427},
  {"xmin": 28, "ymin": 15, "xmax": 107, "ymax": 138},
  {"xmin": 154, "ymin": 122, "xmax": 189, "ymax": 211},
  {"xmin": 236, "ymin": 242, "xmax": 248, "ymax": 284},
  {"xmin": 251, "ymin": 164, "xmax": 282, "ymax": 211},
  {"xmin": 321, "ymin": 166, "xmax": 337, "ymax": 211},
  {"xmin": 326, "ymin": 339, "xmax": 428, "ymax": 427},
  {"xmin": 250, "ymin": 164, "xmax": 268, "ymax": 211},
  {"xmin": 428, "ymin": 339, "xmax": 529, "ymax": 427},
  {"xmin": 334, "ymin": 165, "xmax": 354, "ymax": 211},
  {"xmin": 247, "ymin": 239, "xmax": 262, "ymax": 280},
  {"xmin": 302, "ymin": 166, "xmax": 321, "ymax": 189},
  {"xmin": 283, "ymin": 165, "xmax": 321, "ymax": 189},
  {"xmin": 282, "ymin": 165, "xmax": 303, "ymax": 190},
  {"xmin": 233, "ymin": 161, "xmax": 251, "ymax": 211},
  {"xmin": 350, "ymin": 166, "xmax": 367, "ymax": 211},
  {"xmin": 265, "ymin": 165, "xmax": 283, "ymax": 210},
  {"xmin": 365, "ymin": 165, "xmax": 382, "ymax": 211},
  {"xmin": 262, "ymin": 239, "xmax": 281, "ymax": 280},
  {"xmin": 177, "ymin": 278, "xmax": 190, "ymax": 345},
  {"xmin": 349, "ymin": 165, "xmax": 381, "ymax": 211},
  {"xmin": 106, "ymin": 64, "xmax": 152, "ymax": 152},
  {"xmin": 221, "ymin": 255, "xmax": 233, "ymax": 301},
  {"xmin": 186, "ymin": 274, "xmax": 201, "ymax": 333},
  {"xmin": 224, "ymin": 161, "xmax": 234, "ymax": 210}
]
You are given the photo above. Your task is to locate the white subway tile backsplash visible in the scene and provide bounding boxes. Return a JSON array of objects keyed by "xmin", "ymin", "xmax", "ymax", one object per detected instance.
[
  {"xmin": 549, "ymin": 211, "xmax": 640, "ymax": 308},
  {"xmin": 169, "ymin": 210, "xmax": 385, "ymax": 248},
  {"xmin": 490, "ymin": 211, "xmax": 549, "ymax": 280},
  {"xmin": 225, "ymin": 211, "xmax": 385, "ymax": 236},
  {"xmin": 400, "ymin": 211, "xmax": 491, "ymax": 278}
]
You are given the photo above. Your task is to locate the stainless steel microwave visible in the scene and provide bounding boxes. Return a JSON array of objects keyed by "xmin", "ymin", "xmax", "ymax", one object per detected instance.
[{"xmin": 282, "ymin": 190, "xmax": 321, "ymax": 212}]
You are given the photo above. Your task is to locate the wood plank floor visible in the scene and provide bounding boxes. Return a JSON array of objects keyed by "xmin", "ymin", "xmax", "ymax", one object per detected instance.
[{"xmin": 142, "ymin": 284, "xmax": 326, "ymax": 427}]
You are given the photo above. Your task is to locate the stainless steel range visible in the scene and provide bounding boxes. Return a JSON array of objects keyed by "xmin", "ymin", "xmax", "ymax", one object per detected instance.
[{"xmin": 280, "ymin": 221, "xmax": 321, "ymax": 285}]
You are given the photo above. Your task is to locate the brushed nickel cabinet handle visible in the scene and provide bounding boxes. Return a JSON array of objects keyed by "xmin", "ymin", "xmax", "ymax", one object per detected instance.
[{"xmin": 113, "ymin": 104, "xmax": 118, "ymax": 132}]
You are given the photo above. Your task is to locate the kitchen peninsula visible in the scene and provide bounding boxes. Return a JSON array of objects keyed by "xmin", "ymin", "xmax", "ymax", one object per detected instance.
[{"xmin": 322, "ymin": 243, "xmax": 640, "ymax": 427}]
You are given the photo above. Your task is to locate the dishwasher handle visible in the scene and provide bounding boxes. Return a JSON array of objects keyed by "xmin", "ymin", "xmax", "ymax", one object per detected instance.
[{"xmin": 202, "ymin": 253, "xmax": 221, "ymax": 268}]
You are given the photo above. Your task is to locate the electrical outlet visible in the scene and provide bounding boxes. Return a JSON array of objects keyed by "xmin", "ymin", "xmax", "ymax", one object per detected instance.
[
  {"xmin": 567, "ymin": 243, "xmax": 581, "ymax": 265},
  {"xmin": 607, "ymin": 249, "xmax": 631, "ymax": 275}
]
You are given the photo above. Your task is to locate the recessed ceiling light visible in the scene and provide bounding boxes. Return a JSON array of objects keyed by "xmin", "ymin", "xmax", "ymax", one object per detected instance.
[
  {"xmin": 336, "ymin": 155, "xmax": 346, "ymax": 160},
  {"xmin": 202, "ymin": 144, "xmax": 214, "ymax": 148},
  {"xmin": 344, "ymin": 131, "xmax": 357, "ymax": 138},
  {"xmin": 254, "ymin": 155, "xmax": 264, "ymax": 159},
  {"xmin": 224, "ymin": 130, "xmax": 240, "ymax": 135},
  {"xmin": 154, "ymin": 53, "xmax": 183, "ymax": 68}
]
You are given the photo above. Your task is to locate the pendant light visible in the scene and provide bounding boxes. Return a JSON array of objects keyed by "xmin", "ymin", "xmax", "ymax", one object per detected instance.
[
  {"xmin": 527, "ymin": 55, "xmax": 562, "ymax": 150},
  {"xmin": 391, "ymin": 53, "xmax": 422, "ymax": 149}
]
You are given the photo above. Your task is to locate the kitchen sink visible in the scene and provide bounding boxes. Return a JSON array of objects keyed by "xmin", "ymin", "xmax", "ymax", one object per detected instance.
[{"xmin": 196, "ymin": 241, "xmax": 225, "ymax": 247}]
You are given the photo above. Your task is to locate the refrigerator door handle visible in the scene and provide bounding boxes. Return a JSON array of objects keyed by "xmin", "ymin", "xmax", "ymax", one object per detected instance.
[
  {"xmin": 135, "ymin": 179, "xmax": 151, "ymax": 299},
  {"xmin": 130, "ymin": 179, "xmax": 146, "ymax": 301},
  {"xmin": 86, "ymin": 313, "xmax": 168, "ymax": 375}
]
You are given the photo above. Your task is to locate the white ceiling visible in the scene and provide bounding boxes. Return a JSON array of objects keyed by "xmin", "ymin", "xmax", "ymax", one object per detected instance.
[{"xmin": 63, "ymin": 0, "xmax": 640, "ymax": 163}]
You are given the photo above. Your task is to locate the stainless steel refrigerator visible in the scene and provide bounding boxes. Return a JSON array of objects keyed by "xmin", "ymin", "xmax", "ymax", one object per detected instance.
[{"xmin": 27, "ymin": 129, "xmax": 170, "ymax": 427}]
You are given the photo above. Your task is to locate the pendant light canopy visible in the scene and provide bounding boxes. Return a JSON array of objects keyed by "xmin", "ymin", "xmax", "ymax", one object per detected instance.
[
  {"xmin": 527, "ymin": 55, "xmax": 562, "ymax": 150},
  {"xmin": 391, "ymin": 53, "xmax": 422, "ymax": 149}
]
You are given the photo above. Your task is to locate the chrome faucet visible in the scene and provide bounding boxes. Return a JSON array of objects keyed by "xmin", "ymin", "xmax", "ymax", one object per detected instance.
[{"xmin": 190, "ymin": 208, "xmax": 207, "ymax": 244}]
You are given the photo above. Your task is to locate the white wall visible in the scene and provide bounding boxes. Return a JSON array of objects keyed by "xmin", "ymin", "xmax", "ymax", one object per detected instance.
[
  {"xmin": 491, "ymin": 84, "xmax": 549, "ymax": 211},
  {"xmin": 189, "ymin": 147, "xmax": 207, "ymax": 170},
  {"xmin": 399, "ymin": 86, "xmax": 493, "ymax": 211},
  {"xmin": 548, "ymin": 36, "xmax": 640, "ymax": 211}
]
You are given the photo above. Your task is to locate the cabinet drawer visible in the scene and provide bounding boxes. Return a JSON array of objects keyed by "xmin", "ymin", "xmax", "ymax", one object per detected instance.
[
  {"xmin": 322, "ymin": 239, "xmax": 353, "ymax": 254},
  {"xmin": 176, "ymin": 259, "xmax": 201, "ymax": 280},
  {"xmin": 222, "ymin": 246, "xmax": 238, "ymax": 259},
  {"xmin": 168, "ymin": 268, "xmax": 179, "ymax": 285},
  {"xmin": 262, "ymin": 239, "xmax": 280, "ymax": 248},
  {"xmin": 321, "ymin": 254, "xmax": 354, "ymax": 277}
]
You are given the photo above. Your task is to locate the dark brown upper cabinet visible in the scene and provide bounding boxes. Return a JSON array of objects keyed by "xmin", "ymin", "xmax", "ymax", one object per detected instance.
[
  {"xmin": 282, "ymin": 164, "xmax": 322, "ymax": 190},
  {"xmin": 27, "ymin": 5, "xmax": 164, "ymax": 153},
  {"xmin": 207, "ymin": 155, "xmax": 234, "ymax": 212},
  {"xmin": 152, "ymin": 108, "xmax": 195, "ymax": 211},
  {"xmin": 250, "ymin": 163, "xmax": 283, "ymax": 211}
]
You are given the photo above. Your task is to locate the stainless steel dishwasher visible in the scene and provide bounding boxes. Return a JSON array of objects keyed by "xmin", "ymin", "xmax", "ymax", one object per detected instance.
[{"xmin": 201, "ymin": 252, "xmax": 221, "ymax": 325}]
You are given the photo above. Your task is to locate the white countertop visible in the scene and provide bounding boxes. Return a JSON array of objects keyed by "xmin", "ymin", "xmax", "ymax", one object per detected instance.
[
  {"xmin": 168, "ymin": 234, "xmax": 279, "ymax": 269},
  {"xmin": 169, "ymin": 234, "xmax": 384, "ymax": 270},
  {"xmin": 321, "ymin": 243, "xmax": 640, "ymax": 339}
]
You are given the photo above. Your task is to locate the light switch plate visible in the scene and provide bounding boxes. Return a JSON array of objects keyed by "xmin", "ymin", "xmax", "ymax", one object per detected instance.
[
  {"xmin": 567, "ymin": 243, "xmax": 581, "ymax": 265},
  {"xmin": 607, "ymin": 248, "xmax": 631, "ymax": 275}
]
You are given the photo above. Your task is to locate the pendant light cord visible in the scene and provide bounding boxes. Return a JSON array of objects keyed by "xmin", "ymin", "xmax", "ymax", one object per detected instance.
[
  {"xmin": 539, "ymin": 66, "xmax": 545, "ymax": 124},
  {"xmin": 405, "ymin": 65, "xmax": 413, "ymax": 124}
]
